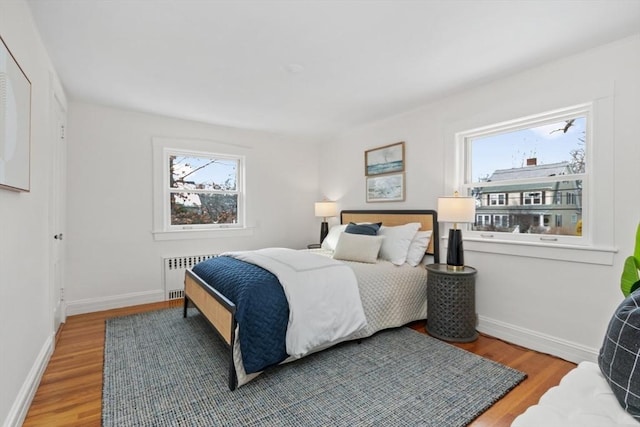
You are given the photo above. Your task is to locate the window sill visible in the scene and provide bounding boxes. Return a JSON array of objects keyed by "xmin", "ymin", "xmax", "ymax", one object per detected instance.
[
  {"xmin": 152, "ymin": 227, "xmax": 254, "ymax": 241},
  {"xmin": 444, "ymin": 236, "xmax": 617, "ymax": 266}
]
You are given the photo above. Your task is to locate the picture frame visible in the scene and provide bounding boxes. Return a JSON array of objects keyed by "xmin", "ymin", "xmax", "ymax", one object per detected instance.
[
  {"xmin": 0, "ymin": 35, "xmax": 32, "ymax": 192},
  {"xmin": 366, "ymin": 173, "xmax": 405, "ymax": 203},
  {"xmin": 365, "ymin": 141, "xmax": 404, "ymax": 176}
]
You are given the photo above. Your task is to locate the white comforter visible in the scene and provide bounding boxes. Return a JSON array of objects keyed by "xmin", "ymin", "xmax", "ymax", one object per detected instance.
[{"xmin": 223, "ymin": 248, "xmax": 367, "ymax": 358}]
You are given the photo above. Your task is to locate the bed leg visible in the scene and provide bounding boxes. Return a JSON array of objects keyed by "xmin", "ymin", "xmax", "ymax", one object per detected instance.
[
  {"xmin": 229, "ymin": 361, "xmax": 237, "ymax": 391},
  {"xmin": 229, "ymin": 329, "xmax": 237, "ymax": 390},
  {"xmin": 183, "ymin": 296, "xmax": 189, "ymax": 318}
]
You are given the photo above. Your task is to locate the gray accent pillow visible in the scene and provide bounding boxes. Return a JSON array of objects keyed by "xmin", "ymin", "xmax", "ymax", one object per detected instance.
[{"xmin": 598, "ymin": 289, "xmax": 640, "ymax": 420}]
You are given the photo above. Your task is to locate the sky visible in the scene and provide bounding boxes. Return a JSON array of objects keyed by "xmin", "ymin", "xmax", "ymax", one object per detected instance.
[
  {"xmin": 470, "ymin": 116, "xmax": 586, "ymax": 182},
  {"xmin": 171, "ymin": 155, "xmax": 238, "ymax": 206},
  {"xmin": 171, "ymin": 156, "xmax": 237, "ymax": 190}
]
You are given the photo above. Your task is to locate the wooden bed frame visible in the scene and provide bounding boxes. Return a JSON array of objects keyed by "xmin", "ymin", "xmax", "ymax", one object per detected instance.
[{"xmin": 183, "ymin": 209, "xmax": 439, "ymax": 390}]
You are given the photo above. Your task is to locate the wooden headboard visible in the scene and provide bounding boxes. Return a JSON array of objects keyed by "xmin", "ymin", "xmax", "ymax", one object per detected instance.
[{"xmin": 340, "ymin": 210, "xmax": 439, "ymax": 263}]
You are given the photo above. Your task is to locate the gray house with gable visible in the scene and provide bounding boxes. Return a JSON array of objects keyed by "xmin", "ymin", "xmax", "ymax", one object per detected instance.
[{"xmin": 474, "ymin": 160, "xmax": 582, "ymax": 235}]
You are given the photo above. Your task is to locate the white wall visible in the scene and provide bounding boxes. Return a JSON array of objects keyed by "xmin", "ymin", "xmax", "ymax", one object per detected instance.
[
  {"xmin": 320, "ymin": 35, "xmax": 640, "ymax": 363},
  {"xmin": 65, "ymin": 103, "xmax": 322, "ymax": 313},
  {"xmin": 0, "ymin": 1, "xmax": 67, "ymax": 426}
]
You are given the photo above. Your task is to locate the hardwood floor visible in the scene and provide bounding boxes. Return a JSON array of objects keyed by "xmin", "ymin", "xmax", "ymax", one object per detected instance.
[{"xmin": 23, "ymin": 301, "xmax": 576, "ymax": 426}]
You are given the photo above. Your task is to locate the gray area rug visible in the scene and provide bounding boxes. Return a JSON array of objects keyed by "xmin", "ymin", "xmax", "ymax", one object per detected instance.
[{"xmin": 103, "ymin": 308, "xmax": 526, "ymax": 426}]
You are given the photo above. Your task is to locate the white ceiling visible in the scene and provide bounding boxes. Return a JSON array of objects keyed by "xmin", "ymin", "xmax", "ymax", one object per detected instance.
[{"xmin": 26, "ymin": 0, "xmax": 640, "ymax": 139}]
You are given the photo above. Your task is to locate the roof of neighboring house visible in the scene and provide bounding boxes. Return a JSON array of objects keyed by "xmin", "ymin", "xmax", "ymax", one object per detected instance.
[{"xmin": 487, "ymin": 161, "xmax": 571, "ymax": 182}]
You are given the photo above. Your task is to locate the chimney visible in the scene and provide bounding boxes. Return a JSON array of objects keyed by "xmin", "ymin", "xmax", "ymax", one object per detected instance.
[{"xmin": 526, "ymin": 158, "xmax": 537, "ymax": 166}]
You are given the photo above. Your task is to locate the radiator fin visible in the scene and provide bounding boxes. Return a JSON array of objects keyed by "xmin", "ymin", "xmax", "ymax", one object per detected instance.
[{"xmin": 163, "ymin": 254, "xmax": 218, "ymax": 300}]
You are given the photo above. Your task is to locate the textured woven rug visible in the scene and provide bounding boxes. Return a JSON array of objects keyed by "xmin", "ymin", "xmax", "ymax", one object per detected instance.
[{"xmin": 103, "ymin": 308, "xmax": 526, "ymax": 427}]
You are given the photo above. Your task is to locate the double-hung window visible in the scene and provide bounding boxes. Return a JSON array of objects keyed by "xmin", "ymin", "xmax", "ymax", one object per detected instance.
[
  {"xmin": 152, "ymin": 136, "xmax": 250, "ymax": 240},
  {"xmin": 166, "ymin": 149, "xmax": 242, "ymax": 230},
  {"xmin": 459, "ymin": 104, "xmax": 590, "ymax": 245},
  {"xmin": 523, "ymin": 191, "xmax": 543, "ymax": 206},
  {"xmin": 489, "ymin": 193, "xmax": 507, "ymax": 206}
]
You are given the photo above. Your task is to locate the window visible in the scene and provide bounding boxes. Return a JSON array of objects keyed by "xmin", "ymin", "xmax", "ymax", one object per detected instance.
[
  {"xmin": 554, "ymin": 191, "xmax": 563, "ymax": 205},
  {"xmin": 523, "ymin": 191, "xmax": 543, "ymax": 205},
  {"xmin": 459, "ymin": 104, "xmax": 589, "ymax": 244},
  {"xmin": 489, "ymin": 193, "xmax": 507, "ymax": 206},
  {"xmin": 477, "ymin": 214, "xmax": 491, "ymax": 226},
  {"xmin": 493, "ymin": 215, "xmax": 509, "ymax": 228},
  {"xmin": 167, "ymin": 150, "xmax": 242, "ymax": 229},
  {"xmin": 152, "ymin": 137, "xmax": 250, "ymax": 240}
]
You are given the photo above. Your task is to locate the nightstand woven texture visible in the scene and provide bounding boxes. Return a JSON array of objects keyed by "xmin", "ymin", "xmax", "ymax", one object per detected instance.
[{"xmin": 427, "ymin": 269, "xmax": 476, "ymax": 341}]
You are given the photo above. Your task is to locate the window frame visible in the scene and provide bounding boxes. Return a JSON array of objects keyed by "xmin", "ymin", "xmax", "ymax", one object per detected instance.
[
  {"xmin": 489, "ymin": 193, "xmax": 507, "ymax": 206},
  {"xmin": 493, "ymin": 214, "xmax": 509, "ymax": 228},
  {"xmin": 151, "ymin": 137, "xmax": 252, "ymax": 241},
  {"xmin": 459, "ymin": 103, "xmax": 591, "ymax": 246},
  {"xmin": 522, "ymin": 191, "xmax": 543, "ymax": 206}
]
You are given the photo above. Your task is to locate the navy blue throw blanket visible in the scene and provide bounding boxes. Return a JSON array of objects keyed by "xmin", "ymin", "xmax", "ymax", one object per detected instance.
[{"xmin": 191, "ymin": 256, "xmax": 289, "ymax": 373}]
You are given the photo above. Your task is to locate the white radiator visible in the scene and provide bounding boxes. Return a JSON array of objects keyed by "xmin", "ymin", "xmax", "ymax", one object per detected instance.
[{"xmin": 163, "ymin": 254, "xmax": 218, "ymax": 300}]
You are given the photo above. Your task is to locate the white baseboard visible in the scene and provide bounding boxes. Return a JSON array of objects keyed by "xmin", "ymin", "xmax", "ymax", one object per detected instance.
[
  {"xmin": 3, "ymin": 335, "xmax": 54, "ymax": 427},
  {"xmin": 65, "ymin": 290, "xmax": 165, "ymax": 316},
  {"xmin": 478, "ymin": 315, "xmax": 599, "ymax": 364}
]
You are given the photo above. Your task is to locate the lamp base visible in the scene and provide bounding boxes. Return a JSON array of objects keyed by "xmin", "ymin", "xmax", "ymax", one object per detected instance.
[
  {"xmin": 320, "ymin": 221, "xmax": 329, "ymax": 244},
  {"xmin": 446, "ymin": 228, "xmax": 465, "ymax": 270}
]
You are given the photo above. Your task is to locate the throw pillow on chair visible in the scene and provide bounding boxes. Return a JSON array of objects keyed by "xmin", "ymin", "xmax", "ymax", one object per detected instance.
[{"xmin": 598, "ymin": 288, "xmax": 640, "ymax": 421}]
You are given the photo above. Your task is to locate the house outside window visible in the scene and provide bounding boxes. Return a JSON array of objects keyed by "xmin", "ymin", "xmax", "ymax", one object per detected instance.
[{"xmin": 459, "ymin": 104, "xmax": 589, "ymax": 244}]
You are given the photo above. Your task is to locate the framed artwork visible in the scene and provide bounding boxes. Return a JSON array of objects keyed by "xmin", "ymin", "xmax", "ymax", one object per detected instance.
[
  {"xmin": 366, "ymin": 173, "xmax": 405, "ymax": 202},
  {"xmin": 0, "ymin": 35, "xmax": 31, "ymax": 192},
  {"xmin": 365, "ymin": 141, "xmax": 404, "ymax": 176}
]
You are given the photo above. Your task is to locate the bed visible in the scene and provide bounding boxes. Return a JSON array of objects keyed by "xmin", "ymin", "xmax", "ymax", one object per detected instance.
[{"xmin": 183, "ymin": 209, "xmax": 439, "ymax": 389}]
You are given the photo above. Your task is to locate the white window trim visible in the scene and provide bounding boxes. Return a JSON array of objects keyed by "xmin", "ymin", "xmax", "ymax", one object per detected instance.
[
  {"xmin": 489, "ymin": 193, "xmax": 506, "ymax": 206},
  {"xmin": 152, "ymin": 137, "xmax": 253, "ymax": 241},
  {"xmin": 493, "ymin": 215, "xmax": 509, "ymax": 227},
  {"xmin": 447, "ymin": 100, "xmax": 617, "ymax": 265},
  {"xmin": 523, "ymin": 191, "xmax": 543, "ymax": 206}
]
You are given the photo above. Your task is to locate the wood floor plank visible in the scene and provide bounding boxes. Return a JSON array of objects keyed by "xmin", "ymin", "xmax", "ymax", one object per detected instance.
[{"xmin": 24, "ymin": 301, "xmax": 576, "ymax": 426}]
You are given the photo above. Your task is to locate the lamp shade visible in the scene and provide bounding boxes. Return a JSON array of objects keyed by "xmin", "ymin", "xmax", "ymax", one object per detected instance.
[
  {"xmin": 437, "ymin": 196, "xmax": 475, "ymax": 223},
  {"xmin": 314, "ymin": 201, "xmax": 338, "ymax": 218}
]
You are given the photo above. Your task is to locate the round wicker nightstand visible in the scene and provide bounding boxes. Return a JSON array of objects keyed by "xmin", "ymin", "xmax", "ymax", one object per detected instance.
[{"xmin": 425, "ymin": 263, "xmax": 478, "ymax": 342}]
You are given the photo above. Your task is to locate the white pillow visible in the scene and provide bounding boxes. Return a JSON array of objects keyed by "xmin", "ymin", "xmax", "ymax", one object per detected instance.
[
  {"xmin": 378, "ymin": 223, "xmax": 421, "ymax": 265},
  {"xmin": 333, "ymin": 233, "xmax": 384, "ymax": 264},
  {"xmin": 406, "ymin": 230, "xmax": 433, "ymax": 267},
  {"xmin": 321, "ymin": 224, "xmax": 347, "ymax": 251}
]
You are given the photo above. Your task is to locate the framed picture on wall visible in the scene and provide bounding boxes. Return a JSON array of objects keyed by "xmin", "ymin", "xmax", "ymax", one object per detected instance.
[
  {"xmin": 364, "ymin": 141, "xmax": 404, "ymax": 176},
  {"xmin": 0, "ymin": 35, "xmax": 32, "ymax": 192},
  {"xmin": 366, "ymin": 173, "xmax": 405, "ymax": 202}
]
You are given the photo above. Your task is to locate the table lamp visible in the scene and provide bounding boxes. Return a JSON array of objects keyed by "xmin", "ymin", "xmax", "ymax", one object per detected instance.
[
  {"xmin": 314, "ymin": 201, "xmax": 338, "ymax": 243},
  {"xmin": 437, "ymin": 192, "xmax": 476, "ymax": 271}
]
